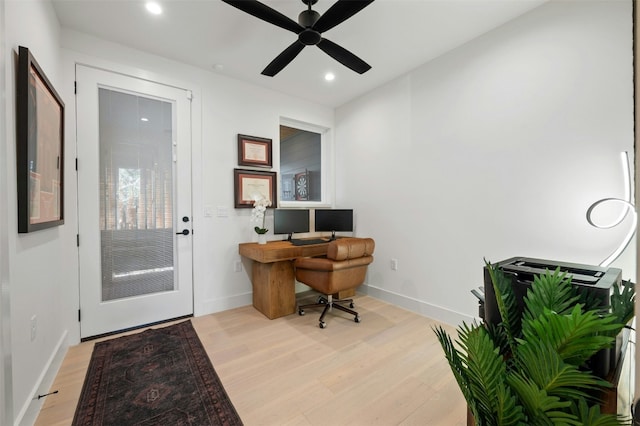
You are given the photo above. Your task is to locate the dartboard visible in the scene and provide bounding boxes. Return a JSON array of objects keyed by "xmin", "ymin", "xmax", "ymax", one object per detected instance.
[
  {"xmin": 297, "ymin": 177, "xmax": 307, "ymax": 197},
  {"xmin": 295, "ymin": 172, "xmax": 309, "ymax": 200}
]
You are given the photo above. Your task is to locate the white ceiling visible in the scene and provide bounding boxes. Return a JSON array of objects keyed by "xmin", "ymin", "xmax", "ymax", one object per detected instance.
[{"xmin": 51, "ymin": 0, "xmax": 548, "ymax": 108}]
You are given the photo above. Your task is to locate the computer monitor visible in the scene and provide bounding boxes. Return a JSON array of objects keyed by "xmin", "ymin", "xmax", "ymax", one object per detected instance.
[
  {"xmin": 273, "ymin": 209, "xmax": 310, "ymax": 241},
  {"xmin": 314, "ymin": 209, "xmax": 353, "ymax": 240}
]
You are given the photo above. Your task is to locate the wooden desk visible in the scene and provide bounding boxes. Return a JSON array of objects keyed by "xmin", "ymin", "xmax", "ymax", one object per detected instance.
[{"xmin": 239, "ymin": 240, "xmax": 330, "ymax": 319}]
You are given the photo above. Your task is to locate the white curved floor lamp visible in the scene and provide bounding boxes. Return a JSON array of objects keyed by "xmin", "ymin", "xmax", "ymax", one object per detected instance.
[{"xmin": 586, "ymin": 151, "xmax": 637, "ymax": 267}]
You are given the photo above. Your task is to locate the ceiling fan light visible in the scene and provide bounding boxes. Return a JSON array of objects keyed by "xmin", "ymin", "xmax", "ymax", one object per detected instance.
[{"xmin": 298, "ymin": 29, "xmax": 321, "ymax": 46}]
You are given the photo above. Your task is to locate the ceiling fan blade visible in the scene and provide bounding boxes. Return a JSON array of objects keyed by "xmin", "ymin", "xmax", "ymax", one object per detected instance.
[
  {"xmin": 313, "ymin": 0, "xmax": 374, "ymax": 33},
  {"xmin": 317, "ymin": 38, "xmax": 371, "ymax": 74},
  {"xmin": 262, "ymin": 41, "xmax": 306, "ymax": 77},
  {"xmin": 222, "ymin": 0, "xmax": 303, "ymax": 34}
]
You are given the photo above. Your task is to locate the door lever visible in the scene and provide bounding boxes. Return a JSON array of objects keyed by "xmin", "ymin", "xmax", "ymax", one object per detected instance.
[{"xmin": 176, "ymin": 229, "xmax": 190, "ymax": 236}]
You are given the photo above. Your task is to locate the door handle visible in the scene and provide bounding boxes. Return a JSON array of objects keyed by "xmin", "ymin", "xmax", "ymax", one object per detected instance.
[{"xmin": 176, "ymin": 229, "xmax": 190, "ymax": 236}]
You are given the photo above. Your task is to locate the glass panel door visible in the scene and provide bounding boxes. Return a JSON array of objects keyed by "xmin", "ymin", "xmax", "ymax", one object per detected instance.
[
  {"xmin": 99, "ymin": 89, "xmax": 175, "ymax": 301},
  {"xmin": 77, "ymin": 65, "xmax": 193, "ymax": 339}
]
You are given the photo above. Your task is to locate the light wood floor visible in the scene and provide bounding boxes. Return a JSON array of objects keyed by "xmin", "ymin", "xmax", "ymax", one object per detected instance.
[{"xmin": 35, "ymin": 295, "xmax": 466, "ymax": 425}]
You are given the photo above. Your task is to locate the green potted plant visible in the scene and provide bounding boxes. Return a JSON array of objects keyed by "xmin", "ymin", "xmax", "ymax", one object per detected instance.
[{"xmin": 434, "ymin": 261, "xmax": 634, "ymax": 425}]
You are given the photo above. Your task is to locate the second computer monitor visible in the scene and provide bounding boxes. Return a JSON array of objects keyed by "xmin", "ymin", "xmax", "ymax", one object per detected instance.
[{"xmin": 314, "ymin": 209, "xmax": 353, "ymax": 240}]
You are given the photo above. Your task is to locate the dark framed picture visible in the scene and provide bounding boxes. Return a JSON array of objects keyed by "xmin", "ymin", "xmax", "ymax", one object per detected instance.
[
  {"xmin": 16, "ymin": 46, "xmax": 65, "ymax": 233},
  {"xmin": 237, "ymin": 134, "xmax": 272, "ymax": 167},
  {"xmin": 234, "ymin": 169, "xmax": 277, "ymax": 208}
]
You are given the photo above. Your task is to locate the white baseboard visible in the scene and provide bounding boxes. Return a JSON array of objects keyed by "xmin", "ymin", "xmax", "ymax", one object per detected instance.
[
  {"xmin": 16, "ymin": 330, "xmax": 69, "ymax": 426},
  {"xmin": 361, "ymin": 284, "xmax": 474, "ymax": 327},
  {"xmin": 194, "ymin": 287, "xmax": 475, "ymax": 327}
]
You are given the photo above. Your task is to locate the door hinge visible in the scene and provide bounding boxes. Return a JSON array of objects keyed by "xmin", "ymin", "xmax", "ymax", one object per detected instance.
[
  {"xmin": 76, "ymin": 234, "xmax": 80, "ymax": 247},
  {"xmin": 74, "ymin": 81, "xmax": 77, "ymax": 95},
  {"xmin": 75, "ymin": 158, "xmax": 78, "ymax": 171},
  {"xmin": 78, "ymin": 309, "xmax": 81, "ymax": 322},
  {"xmin": 186, "ymin": 90, "xmax": 193, "ymax": 100}
]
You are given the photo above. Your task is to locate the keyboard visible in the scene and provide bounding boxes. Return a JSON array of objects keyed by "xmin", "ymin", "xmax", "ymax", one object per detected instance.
[{"xmin": 290, "ymin": 238, "xmax": 328, "ymax": 246}]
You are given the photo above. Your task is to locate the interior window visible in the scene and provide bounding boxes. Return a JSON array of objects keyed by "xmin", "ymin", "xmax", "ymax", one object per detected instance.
[{"xmin": 279, "ymin": 123, "xmax": 324, "ymax": 204}]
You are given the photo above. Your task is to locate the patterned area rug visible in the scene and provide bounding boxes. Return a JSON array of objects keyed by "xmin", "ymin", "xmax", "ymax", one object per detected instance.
[{"xmin": 72, "ymin": 320, "xmax": 243, "ymax": 426}]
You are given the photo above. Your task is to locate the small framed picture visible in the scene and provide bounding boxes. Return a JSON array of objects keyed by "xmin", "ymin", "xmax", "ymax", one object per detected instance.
[
  {"xmin": 234, "ymin": 169, "xmax": 277, "ymax": 208},
  {"xmin": 237, "ymin": 134, "xmax": 272, "ymax": 167}
]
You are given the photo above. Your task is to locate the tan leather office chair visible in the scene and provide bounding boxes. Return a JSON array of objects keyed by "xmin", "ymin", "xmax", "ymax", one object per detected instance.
[{"xmin": 294, "ymin": 237, "xmax": 375, "ymax": 328}]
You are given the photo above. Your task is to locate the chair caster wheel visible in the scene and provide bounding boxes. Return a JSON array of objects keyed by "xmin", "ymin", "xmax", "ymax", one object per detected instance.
[
  {"xmin": 354, "ymin": 316, "xmax": 360, "ymax": 323},
  {"xmin": 349, "ymin": 302, "xmax": 355, "ymax": 308},
  {"xmin": 319, "ymin": 321, "xmax": 326, "ymax": 329},
  {"xmin": 298, "ymin": 309, "xmax": 305, "ymax": 316},
  {"xmin": 318, "ymin": 297, "xmax": 326, "ymax": 304}
]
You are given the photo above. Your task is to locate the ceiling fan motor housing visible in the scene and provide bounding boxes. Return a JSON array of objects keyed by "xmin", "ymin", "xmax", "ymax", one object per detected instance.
[
  {"xmin": 299, "ymin": 9, "xmax": 320, "ymax": 28},
  {"xmin": 298, "ymin": 9, "xmax": 321, "ymax": 45}
]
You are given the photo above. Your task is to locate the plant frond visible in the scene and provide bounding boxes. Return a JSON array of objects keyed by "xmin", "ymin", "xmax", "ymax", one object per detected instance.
[
  {"xmin": 507, "ymin": 373, "xmax": 579, "ymax": 425},
  {"xmin": 611, "ymin": 280, "xmax": 635, "ymax": 327},
  {"xmin": 485, "ymin": 321, "xmax": 510, "ymax": 359},
  {"xmin": 459, "ymin": 323, "xmax": 508, "ymax": 422},
  {"xmin": 522, "ymin": 267, "xmax": 578, "ymax": 323},
  {"xmin": 516, "ymin": 339, "xmax": 607, "ymax": 403},
  {"xmin": 486, "ymin": 260, "xmax": 521, "ymax": 353},
  {"xmin": 570, "ymin": 399, "xmax": 628, "ymax": 426},
  {"xmin": 521, "ymin": 305, "xmax": 619, "ymax": 367},
  {"xmin": 433, "ymin": 326, "xmax": 475, "ymax": 410},
  {"xmin": 436, "ymin": 322, "xmax": 522, "ymax": 425},
  {"xmin": 494, "ymin": 382, "xmax": 527, "ymax": 426},
  {"xmin": 575, "ymin": 286, "xmax": 609, "ymax": 315}
]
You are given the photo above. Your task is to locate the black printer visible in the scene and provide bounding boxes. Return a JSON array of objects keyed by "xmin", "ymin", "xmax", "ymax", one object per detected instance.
[{"xmin": 481, "ymin": 256, "xmax": 622, "ymax": 378}]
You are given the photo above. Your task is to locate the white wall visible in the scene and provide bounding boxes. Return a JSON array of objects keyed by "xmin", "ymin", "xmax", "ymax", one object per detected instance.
[
  {"xmin": 4, "ymin": 1, "xmax": 79, "ymax": 424},
  {"xmin": 336, "ymin": 0, "xmax": 635, "ymax": 325}
]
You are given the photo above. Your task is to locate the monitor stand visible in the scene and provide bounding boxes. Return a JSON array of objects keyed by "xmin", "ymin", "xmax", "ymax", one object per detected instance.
[
  {"xmin": 287, "ymin": 233, "xmax": 293, "ymax": 241},
  {"xmin": 329, "ymin": 231, "xmax": 336, "ymax": 241}
]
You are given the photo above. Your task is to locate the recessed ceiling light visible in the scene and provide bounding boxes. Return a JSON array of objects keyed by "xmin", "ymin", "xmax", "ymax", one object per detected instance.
[
  {"xmin": 145, "ymin": 2, "xmax": 162, "ymax": 15},
  {"xmin": 140, "ymin": 117, "xmax": 149, "ymax": 122},
  {"xmin": 324, "ymin": 72, "xmax": 335, "ymax": 82}
]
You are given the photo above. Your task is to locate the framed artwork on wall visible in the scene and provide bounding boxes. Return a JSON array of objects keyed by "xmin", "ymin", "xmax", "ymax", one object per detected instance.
[
  {"xmin": 237, "ymin": 134, "xmax": 272, "ymax": 167},
  {"xmin": 16, "ymin": 46, "xmax": 65, "ymax": 233},
  {"xmin": 234, "ymin": 169, "xmax": 277, "ymax": 208}
]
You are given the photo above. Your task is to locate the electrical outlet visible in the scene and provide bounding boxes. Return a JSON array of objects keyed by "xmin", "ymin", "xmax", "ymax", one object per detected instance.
[
  {"xmin": 30, "ymin": 315, "xmax": 37, "ymax": 342},
  {"xmin": 234, "ymin": 261, "xmax": 243, "ymax": 272},
  {"xmin": 390, "ymin": 258, "xmax": 398, "ymax": 271}
]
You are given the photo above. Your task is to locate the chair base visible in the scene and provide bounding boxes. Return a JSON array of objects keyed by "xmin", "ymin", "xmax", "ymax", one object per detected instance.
[{"xmin": 298, "ymin": 294, "xmax": 360, "ymax": 328}]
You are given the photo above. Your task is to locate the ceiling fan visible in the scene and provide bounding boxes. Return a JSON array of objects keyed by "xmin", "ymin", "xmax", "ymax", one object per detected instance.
[{"xmin": 221, "ymin": 0, "xmax": 374, "ymax": 77}]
